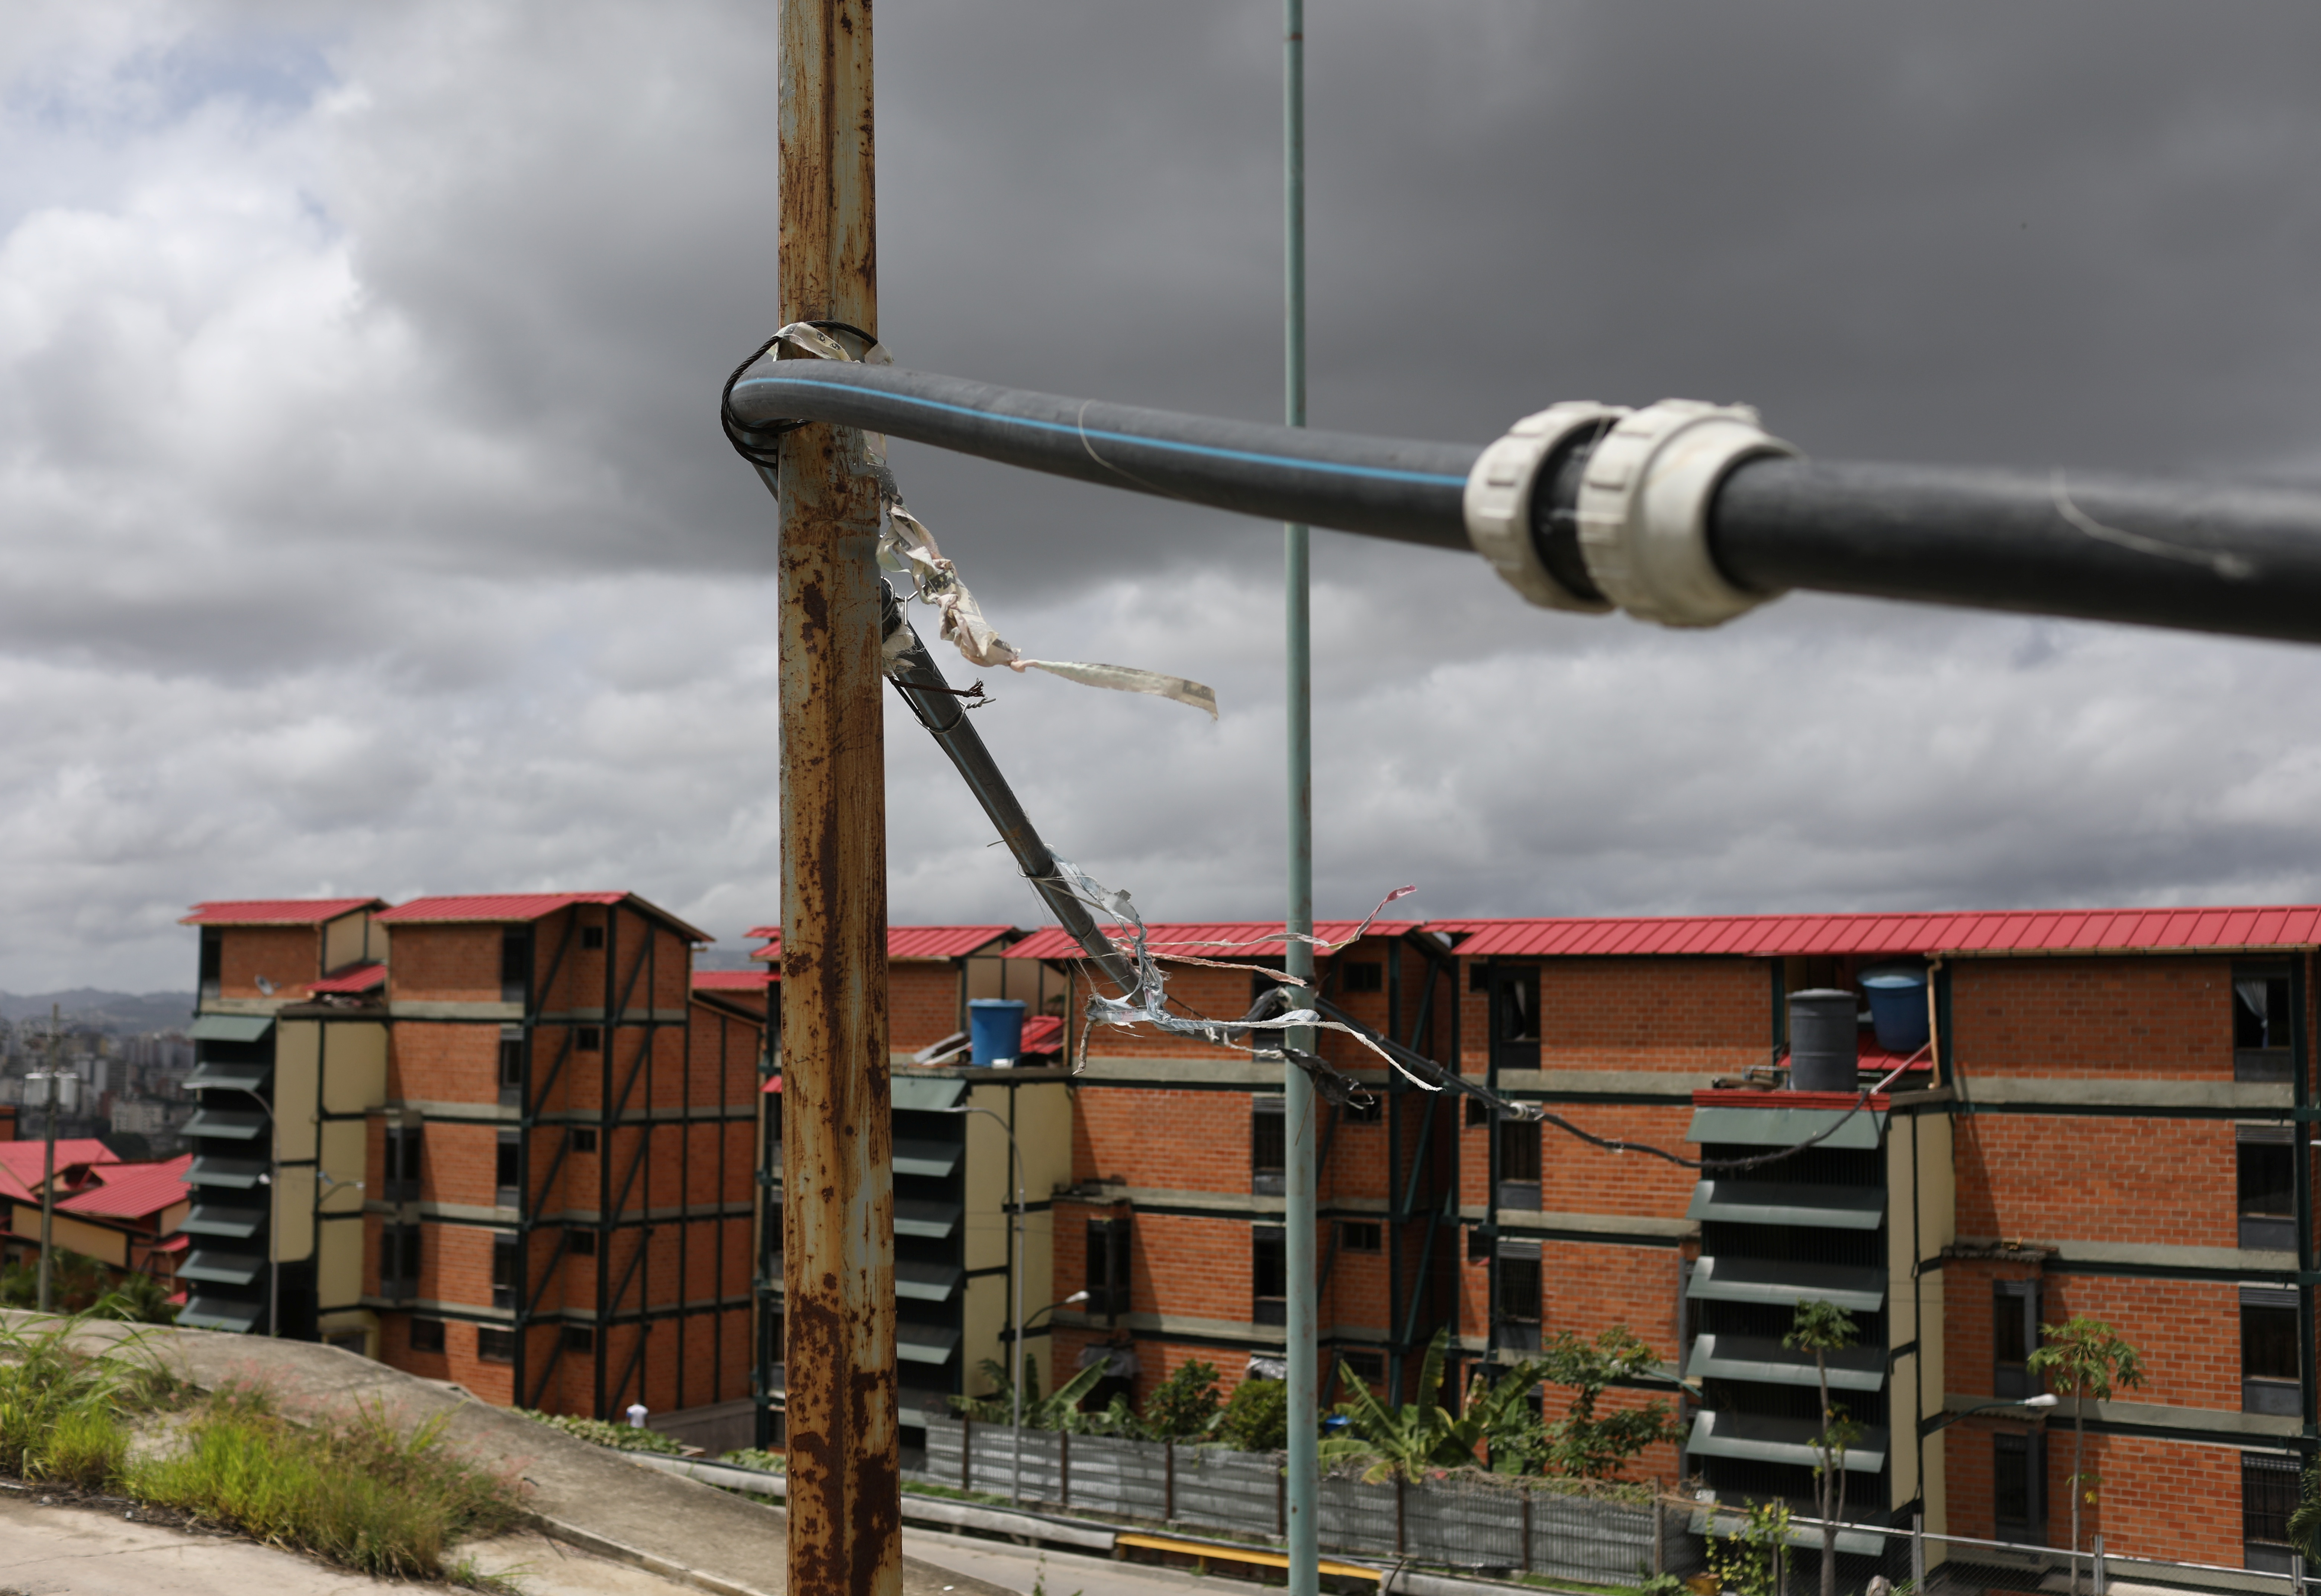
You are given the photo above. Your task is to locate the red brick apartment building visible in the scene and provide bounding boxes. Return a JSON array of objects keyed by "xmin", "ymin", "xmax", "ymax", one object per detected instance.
[
  {"xmin": 942, "ymin": 907, "xmax": 2312, "ymax": 1571},
  {"xmin": 181, "ymin": 894, "xmax": 763, "ymax": 1435}
]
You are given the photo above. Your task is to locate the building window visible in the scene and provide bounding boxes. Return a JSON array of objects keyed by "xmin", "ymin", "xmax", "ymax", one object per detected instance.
[
  {"xmin": 500, "ymin": 929, "xmax": 533, "ymax": 1006},
  {"xmin": 567, "ymin": 1228, "xmax": 597, "ymax": 1257},
  {"xmin": 409, "ymin": 1317, "xmax": 446, "ymax": 1354},
  {"xmin": 1339, "ymin": 1220, "xmax": 1382, "ymax": 1253},
  {"xmin": 2239, "ymin": 1127, "xmax": 2296, "ymax": 1252},
  {"xmin": 1994, "ymin": 1281, "xmax": 2040, "ymax": 1399},
  {"xmin": 2243, "ymin": 1287, "xmax": 2301, "ymax": 1416},
  {"xmin": 1339, "ymin": 961, "xmax": 1383, "ymax": 994},
  {"xmin": 477, "ymin": 1325, "xmax": 516, "ymax": 1363},
  {"xmin": 1994, "ymin": 1432, "xmax": 2044, "ymax": 1540},
  {"xmin": 2246, "ymin": 1453, "xmax": 2300, "ymax": 1573},
  {"xmin": 1494, "ymin": 1239, "xmax": 1542, "ymax": 1352},
  {"xmin": 199, "ymin": 930, "xmax": 223, "ymax": 999},
  {"xmin": 577, "ymin": 1026, "xmax": 603, "ymax": 1053},
  {"xmin": 563, "ymin": 1324, "xmax": 596, "ymax": 1352},
  {"xmin": 492, "ymin": 1232, "xmax": 518, "ymax": 1311},
  {"xmin": 1252, "ymin": 1225, "xmax": 1286, "ymax": 1327},
  {"xmin": 582, "ymin": 924, "xmax": 606, "ymax": 951},
  {"xmin": 379, "ymin": 1223, "xmax": 420, "ymax": 1303},
  {"xmin": 496, "ymin": 1132, "xmax": 521, "ymax": 1207},
  {"xmin": 1085, "ymin": 1216, "xmax": 1131, "ymax": 1315},
  {"xmin": 1497, "ymin": 971, "xmax": 1540, "ymax": 1044},
  {"xmin": 569, "ymin": 1127, "xmax": 598, "ymax": 1154},
  {"xmin": 1339, "ymin": 1348, "xmax": 1385, "ymax": 1389},
  {"xmin": 2235, "ymin": 964, "xmax": 2294, "ymax": 1083},
  {"xmin": 384, "ymin": 1125, "xmax": 422, "ymax": 1203},
  {"xmin": 498, "ymin": 1027, "xmax": 526, "ymax": 1106},
  {"xmin": 1497, "ymin": 1119, "xmax": 1542, "ymax": 1211},
  {"xmin": 1251, "ymin": 1096, "xmax": 1285, "ymax": 1196}
]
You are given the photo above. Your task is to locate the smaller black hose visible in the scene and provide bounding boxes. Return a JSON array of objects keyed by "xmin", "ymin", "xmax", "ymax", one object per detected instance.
[{"xmin": 879, "ymin": 587, "xmax": 1142, "ymax": 999}]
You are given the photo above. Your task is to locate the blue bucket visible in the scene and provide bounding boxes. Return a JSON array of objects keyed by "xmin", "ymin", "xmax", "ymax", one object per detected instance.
[
  {"xmin": 1859, "ymin": 964, "xmax": 1930, "ymax": 1055},
  {"xmin": 968, "ymin": 999, "xmax": 1027, "ymax": 1066}
]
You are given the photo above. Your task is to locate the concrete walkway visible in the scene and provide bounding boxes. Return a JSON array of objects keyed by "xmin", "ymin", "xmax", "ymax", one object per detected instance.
[
  {"xmin": 0, "ymin": 1315, "xmax": 1010, "ymax": 1596},
  {"xmin": 0, "ymin": 1492, "xmax": 703, "ymax": 1596}
]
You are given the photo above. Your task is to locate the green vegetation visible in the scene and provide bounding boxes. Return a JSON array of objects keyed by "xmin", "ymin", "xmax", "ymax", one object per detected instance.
[
  {"xmin": 1321, "ymin": 1328, "xmax": 1487, "ymax": 1480},
  {"xmin": 0, "ymin": 1317, "xmax": 525, "ymax": 1589},
  {"xmin": 2026, "ymin": 1314, "xmax": 2146, "ymax": 1595},
  {"xmin": 949, "ymin": 1355, "xmax": 1112, "ymax": 1431},
  {"xmin": 1138, "ymin": 1359, "xmax": 1222, "ymax": 1441},
  {"xmin": 137, "ymin": 1387, "xmax": 525, "ymax": 1584},
  {"xmin": 1704, "ymin": 1498, "xmax": 1793, "ymax": 1596},
  {"xmin": 719, "ymin": 1447, "xmax": 787, "ymax": 1471},
  {"xmin": 1784, "ymin": 1299, "xmax": 1863, "ymax": 1596},
  {"xmin": 1529, "ymin": 1327, "xmax": 1682, "ymax": 1481},
  {"xmin": 0, "ymin": 1254, "xmax": 178, "ymax": 1322},
  {"xmin": 516, "ymin": 1406, "xmax": 686, "ymax": 1454},
  {"xmin": 1213, "ymin": 1376, "xmax": 1287, "ymax": 1451}
]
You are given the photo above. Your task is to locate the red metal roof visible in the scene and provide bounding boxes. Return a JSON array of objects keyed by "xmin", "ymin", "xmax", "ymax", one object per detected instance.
[
  {"xmin": 180, "ymin": 897, "xmax": 382, "ymax": 926},
  {"xmin": 746, "ymin": 926, "xmax": 1017, "ymax": 962},
  {"xmin": 374, "ymin": 892, "xmax": 710, "ymax": 942},
  {"xmin": 308, "ymin": 962, "xmax": 385, "ymax": 996},
  {"xmin": 692, "ymin": 970, "xmax": 773, "ymax": 990},
  {"xmin": 1019, "ymin": 1015, "xmax": 1066, "ymax": 1055},
  {"xmin": 59, "ymin": 1155, "xmax": 193, "ymax": 1222},
  {"xmin": 1431, "ymin": 906, "xmax": 2321, "ymax": 959},
  {"xmin": 1004, "ymin": 921, "xmax": 1422, "ymax": 961},
  {"xmin": 0, "ymin": 1140, "xmax": 118, "ymax": 1204}
]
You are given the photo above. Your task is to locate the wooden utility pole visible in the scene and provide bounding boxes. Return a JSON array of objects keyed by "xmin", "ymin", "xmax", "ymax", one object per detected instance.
[{"xmin": 774, "ymin": 2, "xmax": 899, "ymax": 1595}]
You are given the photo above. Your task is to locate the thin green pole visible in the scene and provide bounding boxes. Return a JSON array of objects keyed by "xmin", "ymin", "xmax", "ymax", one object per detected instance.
[{"xmin": 1282, "ymin": 3, "xmax": 1318, "ymax": 1595}]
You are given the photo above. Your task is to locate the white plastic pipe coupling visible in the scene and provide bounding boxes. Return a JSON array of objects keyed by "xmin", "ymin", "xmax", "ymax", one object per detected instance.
[{"xmin": 1465, "ymin": 398, "xmax": 1796, "ymax": 628}]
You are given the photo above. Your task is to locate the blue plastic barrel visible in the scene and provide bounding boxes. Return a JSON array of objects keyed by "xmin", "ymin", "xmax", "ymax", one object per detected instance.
[
  {"xmin": 1859, "ymin": 964, "xmax": 1930, "ymax": 1055},
  {"xmin": 968, "ymin": 999, "xmax": 1027, "ymax": 1066}
]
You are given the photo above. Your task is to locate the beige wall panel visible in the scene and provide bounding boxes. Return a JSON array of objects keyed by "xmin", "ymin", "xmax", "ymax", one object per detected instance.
[
  {"xmin": 275, "ymin": 1165, "xmax": 316, "ymax": 1261},
  {"xmin": 321, "ymin": 1022, "xmax": 389, "ymax": 1115},
  {"xmin": 13, "ymin": 1208, "xmax": 127, "ymax": 1268},
  {"xmin": 324, "ymin": 913, "xmax": 370, "ymax": 975},
  {"xmin": 274, "ymin": 1023, "xmax": 321, "ymax": 1161},
  {"xmin": 961, "ymin": 1271, "xmax": 1007, "ymax": 1396},
  {"xmin": 319, "ymin": 1120, "xmax": 368, "ymax": 1205},
  {"xmin": 316, "ymin": 1214, "xmax": 364, "ymax": 1308}
]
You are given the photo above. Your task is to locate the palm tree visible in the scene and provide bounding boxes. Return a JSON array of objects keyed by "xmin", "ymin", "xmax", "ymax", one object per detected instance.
[{"xmin": 2026, "ymin": 1314, "xmax": 2145, "ymax": 1594}]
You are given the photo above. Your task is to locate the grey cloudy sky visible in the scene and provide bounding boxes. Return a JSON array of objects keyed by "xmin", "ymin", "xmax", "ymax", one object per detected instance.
[{"xmin": 6, "ymin": 1, "xmax": 2321, "ymax": 991}]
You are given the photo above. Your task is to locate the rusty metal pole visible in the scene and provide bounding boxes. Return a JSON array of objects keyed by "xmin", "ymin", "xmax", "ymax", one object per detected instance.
[{"xmin": 772, "ymin": 2, "xmax": 898, "ymax": 1594}]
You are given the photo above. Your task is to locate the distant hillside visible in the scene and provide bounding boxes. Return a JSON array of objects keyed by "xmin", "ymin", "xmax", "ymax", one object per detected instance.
[{"xmin": 0, "ymin": 990, "xmax": 197, "ymax": 1035}]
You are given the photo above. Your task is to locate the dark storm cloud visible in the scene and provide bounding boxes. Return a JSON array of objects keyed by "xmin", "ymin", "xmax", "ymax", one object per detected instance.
[{"xmin": 5, "ymin": 1, "xmax": 2321, "ymax": 989}]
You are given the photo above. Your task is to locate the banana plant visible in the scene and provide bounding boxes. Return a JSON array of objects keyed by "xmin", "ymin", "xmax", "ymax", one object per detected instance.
[
  {"xmin": 949, "ymin": 1353, "xmax": 1113, "ymax": 1431},
  {"xmin": 1320, "ymin": 1327, "xmax": 1490, "ymax": 1481}
]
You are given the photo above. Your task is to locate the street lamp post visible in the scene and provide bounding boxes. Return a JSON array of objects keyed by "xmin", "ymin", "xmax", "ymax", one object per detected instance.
[{"xmin": 943, "ymin": 1103, "xmax": 1027, "ymax": 1505}]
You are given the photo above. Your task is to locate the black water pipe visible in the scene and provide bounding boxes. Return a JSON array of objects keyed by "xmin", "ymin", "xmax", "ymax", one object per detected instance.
[{"xmin": 729, "ymin": 357, "xmax": 2321, "ymax": 648}]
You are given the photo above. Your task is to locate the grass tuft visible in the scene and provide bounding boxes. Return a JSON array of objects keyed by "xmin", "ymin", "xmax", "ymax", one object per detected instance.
[{"xmin": 132, "ymin": 1385, "xmax": 527, "ymax": 1580}]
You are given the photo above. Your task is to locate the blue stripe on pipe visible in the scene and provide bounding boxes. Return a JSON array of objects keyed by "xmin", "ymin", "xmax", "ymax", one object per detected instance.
[{"xmin": 733, "ymin": 373, "xmax": 1471, "ymax": 490}]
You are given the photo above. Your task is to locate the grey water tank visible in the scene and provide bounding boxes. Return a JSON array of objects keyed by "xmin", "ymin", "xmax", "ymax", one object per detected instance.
[{"xmin": 1787, "ymin": 989, "xmax": 1859, "ymax": 1093}]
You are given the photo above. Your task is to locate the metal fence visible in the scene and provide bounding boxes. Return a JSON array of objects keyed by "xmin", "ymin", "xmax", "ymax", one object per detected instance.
[
  {"xmin": 910, "ymin": 1416, "xmax": 2311, "ymax": 1595},
  {"xmin": 910, "ymin": 1413, "xmax": 1698, "ymax": 1584},
  {"xmin": 1736, "ymin": 1510, "xmax": 2305, "ymax": 1596}
]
